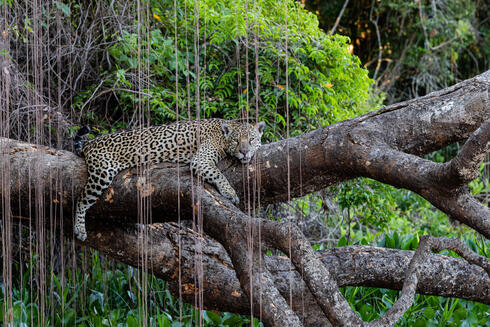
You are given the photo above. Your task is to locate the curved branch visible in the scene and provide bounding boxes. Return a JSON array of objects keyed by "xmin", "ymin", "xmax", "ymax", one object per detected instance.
[
  {"xmin": 441, "ymin": 119, "xmax": 490, "ymax": 185},
  {"xmin": 427, "ymin": 237, "xmax": 490, "ymax": 276}
]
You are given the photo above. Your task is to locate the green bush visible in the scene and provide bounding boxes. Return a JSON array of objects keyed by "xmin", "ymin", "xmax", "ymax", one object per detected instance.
[{"xmin": 75, "ymin": 0, "xmax": 373, "ymax": 138}]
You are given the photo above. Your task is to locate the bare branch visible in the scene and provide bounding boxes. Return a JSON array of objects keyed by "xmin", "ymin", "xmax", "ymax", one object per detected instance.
[
  {"xmin": 440, "ymin": 119, "xmax": 490, "ymax": 185},
  {"xmin": 329, "ymin": 0, "xmax": 350, "ymax": 35},
  {"xmin": 369, "ymin": 0, "xmax": 382, "ymax": 81}
]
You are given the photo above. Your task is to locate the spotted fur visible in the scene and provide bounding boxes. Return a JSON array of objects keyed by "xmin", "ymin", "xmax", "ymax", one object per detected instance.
[{"xmin": 74, "ymin": 119, "xmax": 265, "ymax": 241}]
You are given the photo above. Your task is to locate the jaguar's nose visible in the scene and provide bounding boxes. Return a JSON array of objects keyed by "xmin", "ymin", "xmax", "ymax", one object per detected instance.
[{"xmin": 240, "ymin": 148, "xmax": 250, "ymax": 156}]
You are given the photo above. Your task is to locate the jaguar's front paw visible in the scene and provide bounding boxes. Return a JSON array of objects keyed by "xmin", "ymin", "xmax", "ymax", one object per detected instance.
[
  {"xmin": 74, "ymin": 224, "xmax": 87, "ymax": 242},
  {"xmin": 220, "ymin": 188, "xmax": 240, "ymax": 205},
  {"xmin": 229, "ymin": 193, "xmax": 240, "ymax": 204}
]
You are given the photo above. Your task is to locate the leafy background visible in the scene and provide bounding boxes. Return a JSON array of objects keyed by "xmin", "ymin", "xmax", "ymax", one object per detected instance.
[{"xmin": 74, "ymin": 0, "xmax": 373, "ymax": 139}]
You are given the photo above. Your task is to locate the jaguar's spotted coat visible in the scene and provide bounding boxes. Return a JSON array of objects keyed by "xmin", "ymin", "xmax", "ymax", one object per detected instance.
[{"xmin": 74, "ymin": 119, "xmax": 265, "ymax": 241}]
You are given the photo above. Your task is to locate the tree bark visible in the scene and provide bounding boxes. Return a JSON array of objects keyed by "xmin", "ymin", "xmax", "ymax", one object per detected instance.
[{"xmin": 1, "ymin": 71, "xmax": 489, "ymax": 326}]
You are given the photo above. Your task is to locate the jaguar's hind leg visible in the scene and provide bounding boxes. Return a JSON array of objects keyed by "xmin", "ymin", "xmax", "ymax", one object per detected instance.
[{"xmin": 74, "ymin": 167, "xmax": 117, "ymax": 241}]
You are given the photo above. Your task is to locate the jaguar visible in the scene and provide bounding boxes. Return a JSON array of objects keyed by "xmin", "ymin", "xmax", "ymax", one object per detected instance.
[{"xmin": 73, "ymin": 119, "xmax": 265, "ymax": 241}]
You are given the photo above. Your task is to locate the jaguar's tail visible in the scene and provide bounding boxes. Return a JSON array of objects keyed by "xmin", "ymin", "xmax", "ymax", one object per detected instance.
[{"xmin": 73, "ymin": 126, "xmax": 91, "ymax": 156}]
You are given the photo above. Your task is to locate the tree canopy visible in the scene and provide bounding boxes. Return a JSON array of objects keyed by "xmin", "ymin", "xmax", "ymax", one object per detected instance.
[{"xmin": 76, "ymin": 0, "xmax": 372, "ymax": 138}]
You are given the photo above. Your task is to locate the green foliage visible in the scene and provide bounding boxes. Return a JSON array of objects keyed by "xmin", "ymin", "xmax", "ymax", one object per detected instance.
[
  {"xmin": 76, "ymin": 0, "xmax": 373, "ymax": 138},
  {"xmin": 0, "ymin": 251, "xmax": 257, "ymax": 327},
  {"xmin": 336, "ymin": 178, "xmax": 399, "ymax": 230}
]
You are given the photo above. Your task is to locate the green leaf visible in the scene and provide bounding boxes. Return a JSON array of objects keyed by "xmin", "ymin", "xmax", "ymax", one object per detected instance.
[
  {"xmin": 359, "ymin": 304, "xmax": 372, "ymax": 320},
  {"xmin": 55, "ymin": 1, "xmax": 71, "ymax": 17},
  {"xmin": 385, "ymin": 234, "xmax": 395, "ymax": 249},
  {"xmin": 127, "ymin": 315, "xmax": 138, "ymax": 327},
  {"xmin": 222, "ymin": 314, "xmax": 244, "ymax": 325},
  {"xmin": 424, "ymin": 306, "xmax": 435, "ymax": 319},
  {"xmin": 337, "ymin": 236, "xmax": 347, "ymax": 247},
  {"xmin": 157, "ymin": 314, "xmax": 171, "ymax": 327},
  {"xmin": 412, "ymin": 320, "xmax": 427, "ymax": 327},
  {"xmin": 203, "ymin": 311, "xmax": 222, "ymax": 324}
]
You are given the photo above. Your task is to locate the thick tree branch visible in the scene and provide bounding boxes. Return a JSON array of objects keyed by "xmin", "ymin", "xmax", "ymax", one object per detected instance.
[
  {"xmin": 341, "ymin": 144, "xmax": 490, "ymax": 237},
  {"xmin": 247, "ymin": 71, "xmax": 489, "ymax": 204},
  {"xmin": 4, "ymin": 72, "xmax": 488, "ymax": 229}
]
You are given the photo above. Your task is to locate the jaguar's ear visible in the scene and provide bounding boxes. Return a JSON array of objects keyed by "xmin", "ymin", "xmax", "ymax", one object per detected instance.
[
  {"xmin": 221, "ymin": 122, "xmax": 232, "ymax": 138},
  {"xmin": 255, "ymin": 121, "xmax": 266, "ymax": 134}
]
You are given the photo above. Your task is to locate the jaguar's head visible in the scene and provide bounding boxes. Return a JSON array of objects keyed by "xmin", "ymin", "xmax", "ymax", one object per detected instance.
[{"xmin": 221, "ymin": 121, "xmax": 266, "ymax": 164}]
